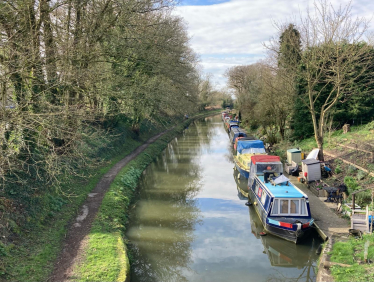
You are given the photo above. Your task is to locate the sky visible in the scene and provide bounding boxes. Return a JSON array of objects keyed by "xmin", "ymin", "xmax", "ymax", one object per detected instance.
[{"xmin": 174, "ymin": 0, "xmax": 374, "ymax": 90}]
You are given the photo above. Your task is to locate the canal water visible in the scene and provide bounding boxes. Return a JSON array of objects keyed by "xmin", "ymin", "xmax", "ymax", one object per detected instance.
[{"xmin": 127, "ymin": 115, "xmax": 320, "ymax": 282}]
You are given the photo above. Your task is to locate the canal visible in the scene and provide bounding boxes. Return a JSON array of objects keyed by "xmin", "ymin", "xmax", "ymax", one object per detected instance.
[{"xmin": 127, "ymin": 115, "xmax": 320, "ymax": 282}]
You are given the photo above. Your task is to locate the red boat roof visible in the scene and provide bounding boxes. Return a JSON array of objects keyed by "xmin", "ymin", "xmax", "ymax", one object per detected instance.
[{"xmin": 251, "ymin": 155, "xmax": 281, "ymax": 164}]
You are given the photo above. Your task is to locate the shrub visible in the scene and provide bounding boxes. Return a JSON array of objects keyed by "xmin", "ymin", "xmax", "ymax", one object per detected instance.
[
  {"xmin": 335, "ymin": 165, "xmax": 342, "ymax": 174},
  {"xmin": 356, "ymin": 170, "xmax": 367, "ymax": 181},
  {"xmin": 344, "ymin": 176, "xmax": 360, "ymax": 195},
  {"xmin": 347, "ymin": 165, "xmax": 358, "ymax": 174},
  {"xmin": 365, "ymin": 121, "xmax": 374, "ymax": 130},
  {"xmin": 355, "ymin": 190, "xmax": 372, "ymax": 207}
]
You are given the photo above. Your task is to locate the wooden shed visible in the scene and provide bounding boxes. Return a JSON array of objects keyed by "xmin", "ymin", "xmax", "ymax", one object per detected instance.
[
  {"xmin": 287, "ymin": 148, "xmax": 302, "ymax": 164},
  {"xmin": 301, "ymin": 159, "xmax": 321, "ymax": 182}
]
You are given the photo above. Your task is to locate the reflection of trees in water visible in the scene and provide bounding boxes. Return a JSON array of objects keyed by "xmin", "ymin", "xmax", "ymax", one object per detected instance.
[{"xmin": 128, "ymin": 118, "xmax": 215, "ymax": 282}]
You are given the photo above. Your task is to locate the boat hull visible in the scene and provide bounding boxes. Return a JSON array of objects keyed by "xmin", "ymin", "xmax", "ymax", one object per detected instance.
[{"xmin": 234, "ymin": 161, "xmax": 249, "ymax": 179}]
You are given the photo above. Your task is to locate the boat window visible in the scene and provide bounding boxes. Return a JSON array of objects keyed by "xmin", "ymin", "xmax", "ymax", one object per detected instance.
[
  {"xmin": 261, "ymin": 191, "xmax": 267, "ymax": 205},
  {"xmin": 271, "ymin": 198, "xmax": 308, "ymax": 216},
  {"xmin": 271, "ymin": 199, "xmax": 279, "ymax": 215},
  {"xmin": 290, "ymin": 200, "xmax": 299, "ymax": 214},
  {"xmin": 301, "ymin": 200, "xmax": 307, "ymax": 215},
  {"xmin": 256, "ymin": 163, "xmax": 283, "ymax": 175},
  {"xmin": 255, "ymin": 182, "xmax": 259, "ymax": 194},
  {"xmin": 280, "ymin": 200, "xmax": 289, "ymax": 214}
]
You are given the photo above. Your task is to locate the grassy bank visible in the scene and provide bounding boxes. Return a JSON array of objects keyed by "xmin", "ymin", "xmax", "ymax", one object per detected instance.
[
  {"xmin": 72, "ymin": 110, "xmax": 221, "ymax": 281},
  {"xmin": 0, "ymin": 114, "xmax": 182, "ymax": 281},
  {"xmin": 0, "ymin": 110, "xmax": 220, "ymax": 282},
  {"xmin": 329, "ymin": 234, "xmax": 374, "ymax": 282},
  {"xmin": 72, "ymin": 118, "xmax": 194, "ymax": 281}
]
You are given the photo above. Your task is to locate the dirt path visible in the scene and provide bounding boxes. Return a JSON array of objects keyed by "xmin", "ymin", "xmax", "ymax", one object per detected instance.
[{"xmin": 50, "ymin": 129, "xmax": 171, "ymax": 282}]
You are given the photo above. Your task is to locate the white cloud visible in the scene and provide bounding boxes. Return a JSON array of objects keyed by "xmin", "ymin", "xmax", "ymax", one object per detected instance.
[{"xmin": 174, "ymin": 0, "xmax": 374, "ymax": 88}]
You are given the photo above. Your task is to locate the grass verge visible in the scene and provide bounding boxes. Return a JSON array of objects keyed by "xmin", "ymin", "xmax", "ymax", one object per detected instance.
[
  {"xmin": 329, "ymin": 234, "xmax": 374, "ymax": 282},
  {"xmin": 0, "ymin": 115, "xmax": 179, "ymax": 281},
  {"xmin": 1, "ymin": 138, "xmax": 141, "ymax": 282},
  {"xmin": 73, "ymin": 119, "xmax": 193, "ymax": 281}
]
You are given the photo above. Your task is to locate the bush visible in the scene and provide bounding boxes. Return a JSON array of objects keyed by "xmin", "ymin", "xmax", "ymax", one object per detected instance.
[
  {"xmin": 335, "ymin": 165, "xmax": 342, "ymax": 174},
  {"xmin": 356, "ymin": 170, "xmax": 367, "ymax": 181},
  {"xmin": 365, "ymin": 121, "xmax": 374, "ymax": 130},
  {"xmin": 344, "ymin": 176, "xmax": 360, "ymax": 195},
  {"xmin": 347, "ymin": 165, "xmax": 358, "ymax": 174},
  {"xmin": 356, "ymin": 190, "xmax": 372, "ymax": 207}
]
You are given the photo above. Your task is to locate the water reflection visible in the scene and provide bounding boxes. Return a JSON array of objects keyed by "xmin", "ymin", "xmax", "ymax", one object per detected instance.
[
  {"xmin": 127, "ymin": 116, "xmax": 320, "ymax": 282},
  {"xmin": 249, "ymin": 206, "xmax": 318, "ymax": 274}
]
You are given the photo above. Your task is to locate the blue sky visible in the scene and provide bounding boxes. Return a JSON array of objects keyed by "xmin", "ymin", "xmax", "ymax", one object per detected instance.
[{"xmin": 174, "ymin": 0, "xmax": 374, "ymax": 89}]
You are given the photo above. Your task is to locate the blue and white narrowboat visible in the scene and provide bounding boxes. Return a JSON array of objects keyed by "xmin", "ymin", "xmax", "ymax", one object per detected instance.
[{"xmin": 247, "ymin": 155, "xmax": 314, "ymax": 243}]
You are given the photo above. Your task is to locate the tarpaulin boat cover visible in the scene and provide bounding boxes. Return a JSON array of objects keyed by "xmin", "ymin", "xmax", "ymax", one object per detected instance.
[
  {"xmin": 251, "ymin": 155, "xmax": 281, "ymax": 164},
  {"xmin": 236, "ymin": 140, "xmax": 265, "ymax": 154}
]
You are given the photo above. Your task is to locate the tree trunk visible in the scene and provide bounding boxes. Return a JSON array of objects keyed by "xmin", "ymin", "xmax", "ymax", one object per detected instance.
[
  {"xmin": 41, "ymin": 0, "xmax": 58, "ymax": 104},
  {"xmin": 317, "ymin": 139, "xmax": 324, "ymax": 161}
]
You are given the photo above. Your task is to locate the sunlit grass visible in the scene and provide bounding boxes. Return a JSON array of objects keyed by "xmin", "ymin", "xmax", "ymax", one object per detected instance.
[{"xmin": 330, "ymin": 235, "xmax": 374, "ymax": 282}]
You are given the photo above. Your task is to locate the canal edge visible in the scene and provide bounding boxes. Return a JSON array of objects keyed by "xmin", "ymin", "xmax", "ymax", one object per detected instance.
[
  {"xmin": 316, "ymin": 235, "xmax": 335, "ymax": 282},
  {"xmin": 49, "ymin": 111, "xmax": 220, "ymax": 282}
]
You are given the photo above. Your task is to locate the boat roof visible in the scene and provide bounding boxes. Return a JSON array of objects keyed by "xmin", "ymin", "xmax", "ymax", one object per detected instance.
[
  {"xmin": 251, "ymin": 155, "xmax": 280, "ymax": 164},
  {"xmin": 238, "ymin": 154, "xmax": 253, "ymax": 162},
  {"xmin": 236, "ymin": 136, "xmax": 256, "ymax": 141},
  {"xmin": 231, "ymin": 127, "xmax": 246, "ymax": 133},
  {"xmin": 239, "ymin": 153, "xmax": 266, "ymax": 162},
  {"xmin": 257, "ymin": 175, "xmax": 305, "ymax": 198},
  {"xmin": 237, "ymin": 140, "xmax": 264, "ymax": 153}
]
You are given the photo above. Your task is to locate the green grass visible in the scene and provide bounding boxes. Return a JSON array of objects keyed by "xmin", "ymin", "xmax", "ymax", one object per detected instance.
[
  {"xmin": 2, "ymin": 138, "xmax": 141, "ymax": 282},
  {"xmin": 73, "ymin": 119, "xmax": 193, "ymax": 281},
  {"xmin": 330, "ymin": 235, "xmax": 374, "ymax": 282}
]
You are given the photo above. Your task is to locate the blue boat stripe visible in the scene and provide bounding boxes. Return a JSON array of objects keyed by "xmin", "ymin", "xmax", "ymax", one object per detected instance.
[{"xmin": 267, "ymin": 218, "xmax": 280, "ymax": 226}]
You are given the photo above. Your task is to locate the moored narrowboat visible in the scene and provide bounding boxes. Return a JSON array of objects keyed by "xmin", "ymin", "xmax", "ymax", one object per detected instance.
[
  {"xmin": 233, "ymin": 136, "xmax": 256, "ymax": 151},
  {"xmin": 226, "ymin": 120, "xmax": 239, "ymax": 132},
  {"xmin": 233, "ymin": 140, "xmax": 266, "ymax": 179},
  {"xmin": 229, "ymin": 128, "xmax": 247, "ymax": 144},
  {"xmin": 247, "ymin": 155, "xmax": 314, "ymax": 243},
  {"xmin": 221, "ymin": 112, "xmax": 229, "ymax": 121}
]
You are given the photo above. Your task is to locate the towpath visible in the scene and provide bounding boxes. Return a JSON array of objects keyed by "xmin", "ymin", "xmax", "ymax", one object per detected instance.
[
  {"xmin": 288, "ymin": 176, "xmax": 350, "ymax": 238},
  {"xmin": 50, "ymin": 129, "xmax": 172, "ymax": 282}
]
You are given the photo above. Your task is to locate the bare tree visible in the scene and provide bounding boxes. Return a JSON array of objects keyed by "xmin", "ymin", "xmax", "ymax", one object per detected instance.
[{"xmin": 297, "ymin": 0, "xmax": 374, "ymax": 160}]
